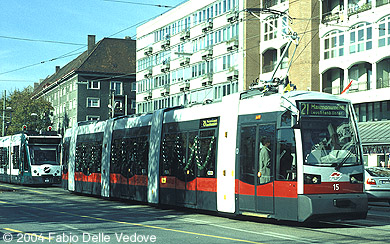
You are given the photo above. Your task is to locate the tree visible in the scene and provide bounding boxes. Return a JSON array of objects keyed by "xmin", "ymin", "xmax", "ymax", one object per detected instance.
[{"xmin": 0, "ymin": 87, "xmax": 53, "ymax": 136}]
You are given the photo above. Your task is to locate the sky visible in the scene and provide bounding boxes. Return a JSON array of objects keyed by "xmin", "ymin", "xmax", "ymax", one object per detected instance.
[{"xmin": 0, "ymin": 0, "xmax": 186, "ymax": 94}]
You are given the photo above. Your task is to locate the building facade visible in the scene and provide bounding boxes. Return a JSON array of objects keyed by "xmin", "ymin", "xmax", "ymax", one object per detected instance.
[
  {"xmin": 32, "ymin": 35, "xmax": 137, "ymax": 133},
  {"xmin": 136, "ymin": 0, "xmax": 249, "ymax": 113},
  {"xmin": 135, "ymin": 0, "xmax": 320, "ymax": 113},
  {"xmin": 319, "ymin": 0, "xmax": 390, "ymax": 167}
]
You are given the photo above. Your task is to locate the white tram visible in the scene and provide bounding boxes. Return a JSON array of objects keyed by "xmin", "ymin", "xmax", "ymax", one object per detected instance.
[
  {"xmin": 0, "ymin": 131, "xmax": 62, "ymax": 185},
  {"xmin": 63, "ymin": 90, "xmax": 367, "ymax": 222}
]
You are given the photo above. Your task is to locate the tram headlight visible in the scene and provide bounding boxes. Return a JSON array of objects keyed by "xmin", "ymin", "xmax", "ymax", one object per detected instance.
[
  {"xmin": 304, "ymin": 173, "xmax": 321, "ymax": 184},
  {"xmin": 350, "ymin": 173, "xmax": 363, "ymax": 184},
  {"xmin": 33, "ymin": 170, "xmax": 37, "ymax": 174}
]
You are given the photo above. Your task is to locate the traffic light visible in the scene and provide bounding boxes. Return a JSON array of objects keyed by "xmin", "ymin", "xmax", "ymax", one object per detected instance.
[
  {"xmin": 47, "ymin": 126, "xmax": 52, "ymax": 131},
  {"xmin": 22, "ymin": 125, "xmax": 27, "ymax": 131}
]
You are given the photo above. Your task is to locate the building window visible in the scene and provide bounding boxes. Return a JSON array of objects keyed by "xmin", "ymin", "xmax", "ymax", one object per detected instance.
[
  {"xmin": 264, "ymin": 18, "xmax": 278, "ymax": 41},
  {"xmin": 87, "ymin": 98, "xmax": 100, "ymax": 108},
  {"xmin": 114, "ymin": 100, "xmax": 123, "ymax": 110},
  {"xmin": 349, "ymin": 23, "xmax": 372, "ymax": 54},
  {"xmin": 131, "ymin": 82, "xmax": 136, "ymax": 91},
  {"xmin": 111, "ymin": 81, "xmax": 123, "ymax": 95},
  {"xmin": 86, "ymin": 116, "xmax": 100, "ymax": 121},
  {"xmin": 323, "ymin": 30, "xmax": 344, "ymax": 60},
  {"xmin": 378, "ymin": 16, "xmax": 390, "ymax": 48},
  {"xmin": 131, "ymin": 100, "xmax": 136, "ymax": 109},
  {"xmin": 87, "ymin": 81, "xmax": 100, "ymax": 89}
]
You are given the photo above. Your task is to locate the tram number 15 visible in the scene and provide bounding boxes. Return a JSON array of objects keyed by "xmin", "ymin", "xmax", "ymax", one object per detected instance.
[{"xmin": 333, "ymin": 184, "xmax": 340, "ymax": 191}]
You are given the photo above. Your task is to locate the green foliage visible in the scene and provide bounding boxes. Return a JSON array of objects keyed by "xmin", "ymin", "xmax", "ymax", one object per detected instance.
[{"xmin": 1, "ymin": 87, "xmax": 53, "ymax": 136}]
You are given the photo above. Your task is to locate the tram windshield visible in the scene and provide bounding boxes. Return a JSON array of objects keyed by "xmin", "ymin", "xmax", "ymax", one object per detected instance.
[
  {"xmin": 300, "ymin": 103, "xmax": 362, "ymax": 167},
  {"xmin": 29, "ymin": 146, "xmax": 59, "ymax": 165}
]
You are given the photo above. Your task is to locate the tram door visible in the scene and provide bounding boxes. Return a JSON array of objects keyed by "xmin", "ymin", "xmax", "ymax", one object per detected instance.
[
  {"xmin": 238, "ymin": 124, "xmax": 275, "ymax": 213},
  {"xmin": 175, "ymin": 132, "xmax": 198, "ymax": 205}
]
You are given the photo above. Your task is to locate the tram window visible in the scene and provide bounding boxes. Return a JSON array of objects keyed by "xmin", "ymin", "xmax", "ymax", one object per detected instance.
[
  {"xmin": 22, "ymin": 147, "xmax": 29, "ymax": 171},
  {"xmin": 301, "ymin": 119, "xmax": 361, "ymax": 167},
  {"xmin": 75, "ymin": 144, "xmax": 84, "ymax": 172},
  {"xmin": 185, "ymin": 132, "xmax": 198, "ymax": 181},
  {"xmin": 128, "ymin": 138, "xmax": 139, "ymax": 175},
  {"xmin": 62, "ymin": 141, "xmax": 69, "ymax": 173},
  {"xmin": 12, "ymin": 146, "xmax": 20, "ymax": 169},
  {"xmin": 197, "ymin": 130, "xmax": 216, "ymax": 177},
  {"xmin": 239, "ymin": 126, "xmax": 256, "ymax": 185},
  {"xmin": 281, "ymin": 111, "xmax": 292, "ymax": 127},
  {"xmin": 110, "ymin": 139, "xmax": 123, "ymax": 174},
  {"xmin": 277, "ymin": 128, "xmax": 297, "ymax": 181},
  {"xmin": 30, "ymin": 146, "xmax": 58, "ymax": 165},
  {"xmin": 136, "ymin": 136, "xmax": 149, "ymax": 175},
  {"xmin": 258, "ymin": 124, "xmax": 275, "ymax": 184},
  {"xmin": 91, "ymin": 142, "xmax": 102, "ymax": 173},
  {"xmin": 122, "ymin": 139, "xmax": 134, "ymax": 178},
  {"xmin": 0, "ymin": 147, "xmax": 8, "ymax": 167},
  {"xmin": 161, "ymin": 134, "xmax": 177, "ymax": 176},
  {"xmin": 75, "ymin": 141, "xmax": 102, "ymax": 175},
  {"xmin": 174, "ymin": 133, "xmax": 189, "ymax": 182}
]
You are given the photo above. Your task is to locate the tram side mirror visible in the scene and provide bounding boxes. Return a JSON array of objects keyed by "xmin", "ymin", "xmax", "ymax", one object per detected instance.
[{"xmin": 291, "ymin": 114, "xmax": 299, "ymax": 129}]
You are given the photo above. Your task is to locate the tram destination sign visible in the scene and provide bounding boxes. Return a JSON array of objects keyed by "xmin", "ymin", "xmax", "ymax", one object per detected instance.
[
  {"xmin": 299, "ymin": 102, "xmax": 347, "ymax": 117},
  {"xmin": 200, "ymin": 117, "xmax": 219, "ymax": 128}
]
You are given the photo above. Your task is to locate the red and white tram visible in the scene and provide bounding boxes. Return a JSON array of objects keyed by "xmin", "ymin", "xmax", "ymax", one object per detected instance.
[{"xmin": 63, "ymin": 90, "xmax": 367, "ymax": 222}]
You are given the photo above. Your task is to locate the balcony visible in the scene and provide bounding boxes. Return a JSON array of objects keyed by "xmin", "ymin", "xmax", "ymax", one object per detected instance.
[
  {"xmin": 144, "ymin": 69, "xmax": 152, "ymax": 78},
  {"xmin": 144, "ymin": 47, "xmax": 152, "ymax": 56},
  {"xmin": 322, "ymin": 11, "xmax": 342, "ymax": 23},
  {"xmin": 348, "ymin": 2, "xmax": 372, "ymax": 17},
  {"xmin": 144, "ymin": 91, "xmax": 152, "ymax": 101},
  {"xmin": 179, "ymin": 81, "xmax": 190, "ymax": 91},
  {"xmin": 160, "ymin": 85, "xmax": 170, "ymax": 97},
  {"xmin": 161, "ymin": 39, "xmax": 170, "ymax": 50},
  {"xmin": 201, "ymin": 49, "xmax": 213, "ymax": 60},
  {"xmin": 202, "ymin": 21, "xmax": 213, "ymax": 33},
  {"xmin": 227, "ymin": 11, "xmax": 239, "ymax": 23},
  {"xmin": 202, "ymin": 74, "xmax": 213, "ymax": 87},
  {"xmin": 160, "ymin": 62, "xmax": 170, "ymax": 73},
  {"xmin": 179, "ymin": 57, "xmax": 190, "ymax": 67},
  {"xmin": 227, "ymin": 39, "xmax": 239, "ymax": 52},
  {"xmin": 227, "ymin": 69, "xmax": 239, "ymax": 82},
  {"xmin": 180, "ymin": 31, "xmax": 190, "ymax": 42}
]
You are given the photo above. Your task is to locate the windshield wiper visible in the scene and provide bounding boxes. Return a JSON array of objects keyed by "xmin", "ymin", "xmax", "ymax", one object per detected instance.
[{"xmin": 333, "ymin": 148, "xmax": 354, "ymax": 171}]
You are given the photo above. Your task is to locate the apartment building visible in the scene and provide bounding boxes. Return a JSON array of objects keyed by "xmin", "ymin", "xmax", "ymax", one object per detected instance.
[
  {"xmin": 320, "ymin": 0, "xmax": 390, "ymax": 166},
  {"xmin": 32, "ymin": 35, "xmax": 137, "ymax": 133},
  {"xmin": 135, "ymin": 0, "xmax": 254, "ymax": 113},
  {"xmin": 135, "ymin": 0, "xmax": 320, "ymax": 113}
]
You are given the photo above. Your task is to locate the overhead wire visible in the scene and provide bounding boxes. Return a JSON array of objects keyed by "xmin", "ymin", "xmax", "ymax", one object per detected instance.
[
  {"xmin": 0, "ymin": 35, "xmax": 85, "ymax": 46},
  {"xmin": 102, "ymin": 0, "xmax": 174, "ymax": 8},
  {"xmin": 0, "ymin": 0, "xmax": 187, "ymax": 78}
]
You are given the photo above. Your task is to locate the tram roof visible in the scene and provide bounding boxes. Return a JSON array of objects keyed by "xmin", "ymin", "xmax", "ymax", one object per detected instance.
[{"xmin": 281, "ymin": 91, "xmax": 350, "ymax": 104}]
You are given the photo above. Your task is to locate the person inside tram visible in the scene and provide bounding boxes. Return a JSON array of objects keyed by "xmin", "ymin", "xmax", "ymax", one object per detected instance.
[
  {"xmin": 303, "ymin": 132, "xmax": 314, "ymax": 158},
  {"xmin": 259, "ymin": 136, "xmax": 271, "ymax": 184}
]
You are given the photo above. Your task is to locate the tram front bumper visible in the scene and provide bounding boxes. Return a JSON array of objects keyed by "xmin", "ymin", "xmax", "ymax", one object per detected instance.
[{"xmin": 298, "ymin": 193, "xmax": 368, "ymax": 222}]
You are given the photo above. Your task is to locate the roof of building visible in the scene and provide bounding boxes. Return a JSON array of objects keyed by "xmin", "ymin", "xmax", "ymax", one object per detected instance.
[
  {"xmin": 358, "ymin": 120, "xmax": 390, "ymax": 145},
  {"xmin": 32, "ymin": 37, "xmax": 135, "ymax": 98}
]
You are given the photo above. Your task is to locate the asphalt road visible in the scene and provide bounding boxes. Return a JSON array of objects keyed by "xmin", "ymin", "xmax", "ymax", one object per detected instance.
[{"xmin": 1, "ymin": 183, "xmax": 390, "ymax": 244}]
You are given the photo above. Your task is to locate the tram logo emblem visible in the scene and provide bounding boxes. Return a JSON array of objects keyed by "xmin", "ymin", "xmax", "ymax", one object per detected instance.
[
  {"xmin": 329, "ymin": 172, "xmax": 342, "ymax": 181},
  {"xmin": 44, "ymin": 167, "xmax": 51, "ymax": 173}
]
